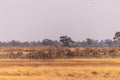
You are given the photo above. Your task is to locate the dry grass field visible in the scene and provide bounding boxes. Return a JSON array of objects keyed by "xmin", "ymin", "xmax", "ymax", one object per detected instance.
[
  {"xmin": 0, "ymin": 59, "xmax": 119, "ymax": 80},
  {"xmin": 0, "ymin": 47, "xmax": 119, "ymax": 80}
]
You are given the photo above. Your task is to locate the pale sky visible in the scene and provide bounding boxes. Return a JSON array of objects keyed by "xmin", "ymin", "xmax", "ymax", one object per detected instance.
[{"xmin": 0, "ymin": 0, "xmax": 120, "ymax": 41}]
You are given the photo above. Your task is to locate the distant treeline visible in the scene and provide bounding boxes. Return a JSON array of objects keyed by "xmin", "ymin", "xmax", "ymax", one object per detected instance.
[{"xmin": 0, "ymin": 39, "xmax": 119, "ymax": 47}]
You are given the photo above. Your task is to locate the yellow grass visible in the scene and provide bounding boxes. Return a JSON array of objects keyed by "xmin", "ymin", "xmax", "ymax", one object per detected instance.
[
  {"xmin": 0, "ymin": 59, "xmax": 118, "ymax": 80},
  {"xmin": 0, "ymin": 46, "xmax": 119, "ymax": 80},
  {"xmin": 0, "ymin": 66, "xmax": 119, "ymax": 80}
]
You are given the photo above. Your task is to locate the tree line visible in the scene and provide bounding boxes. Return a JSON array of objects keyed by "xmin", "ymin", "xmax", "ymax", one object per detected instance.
[{"xmin": 0, "ymin": 32, "xmax": 120, "ymax": 47}]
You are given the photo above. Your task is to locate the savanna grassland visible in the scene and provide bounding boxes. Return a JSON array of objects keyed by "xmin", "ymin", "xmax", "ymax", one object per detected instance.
[
  {"xmin": 0, "ymin": 59, "xmax": 120, "ymax": 80},
  {"xmin": 0, "ymin": 47, "xmax": 119, "ymax": 80}
]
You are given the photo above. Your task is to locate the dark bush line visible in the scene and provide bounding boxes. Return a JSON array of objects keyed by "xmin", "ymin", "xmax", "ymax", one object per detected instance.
[{"xmin": 0, "ymin": 47, "xmax": 119, "ymax": 59}]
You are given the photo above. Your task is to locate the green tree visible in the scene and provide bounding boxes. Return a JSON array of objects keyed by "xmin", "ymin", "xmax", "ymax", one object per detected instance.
[
  {"xmin": 86, "ymin": 38, "xmax": 93, "ymax": 46},
  {"xmin": 59, "ymin": 36, "xmax": 74, "ymax": 47},
  {"xmin": 113, "ymin": 32, "xmax": 120, "ymax": 40}
]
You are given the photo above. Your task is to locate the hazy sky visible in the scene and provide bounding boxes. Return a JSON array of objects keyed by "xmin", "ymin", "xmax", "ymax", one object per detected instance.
[{"xmin": 0, "ymin": 0, "xmax": 120, "ymax": 41}]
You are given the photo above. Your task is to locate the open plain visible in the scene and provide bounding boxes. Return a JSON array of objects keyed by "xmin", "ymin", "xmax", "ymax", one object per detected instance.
[
  {"xmin": 0, "ymin": 58, "xmax": 119, "ymax": 80},
  {"xmin": 0, "ymin": 47, "xmax": 119, "ymax": 80}
]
